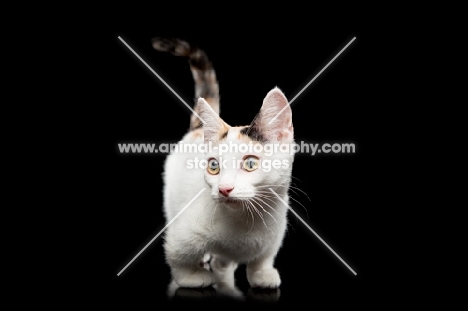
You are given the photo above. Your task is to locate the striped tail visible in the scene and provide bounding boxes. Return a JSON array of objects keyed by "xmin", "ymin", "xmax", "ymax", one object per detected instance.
[{"xmin": 152, "ymin": 37, "xmax": 220, "ymax": 130}]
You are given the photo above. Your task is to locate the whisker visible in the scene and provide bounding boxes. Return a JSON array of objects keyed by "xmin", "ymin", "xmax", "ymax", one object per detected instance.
[
  {"xmin": 246, "ymin": 203, "xmax": 255, "ymax": 233},
  {"xmin": 241, "ymin": 199, "xmax": 255, "ymax": 233},
  {"xmin": 254, "ymin": 195, "xmax": 280, "ymax": 216},
  {"xmin": 291, "ymin": 175, "xmax": 302, "ymax": 182},
  {"xmin": 241, "ymin": 200, "xmax": 250, "ymax": 226},
  {"xmin": 286, "ymin": 218, "xmax": 297, "ymax": 233},
  {"xmin": 277, "ymin": 173, "xmax": 302, "ymax": 182},
  {"xmin": 256, "ymin": 190, "xmax": 293, "ymax": 202},
  {"xmin": 257, "ymin": 184, "xmax": 311, "ymax": 201},
  {"xmin": 289, "ymin": 187, "xmax": 311, "ymax": 202},
  {"xmin": 255, "ymin": 193, "xmax": 280, "ymax": 209},
  {"xmin": 288, "ymin": 196, "xmax": 309, "ymax": 218},
  {"xmin": 256, "ymin": 184, "xmax": 290, "ymax": 188},
  {"xmin": 251, "ymin": 199, "xmax": 275, "ymax": 235},
  {"xmin": 247, "ymin": 199, "xmax": 268, "ymax": 230},
  {"xmin": 250, "ymin": 201, "xmax": 264, "ymax": 221},
  {"xmin": 251, "ymin": 197, "xmax": 277, "ymax": 223},
  {"xmin": 256, "ymin": 187, "xmax": 310, "ymax": 218}
]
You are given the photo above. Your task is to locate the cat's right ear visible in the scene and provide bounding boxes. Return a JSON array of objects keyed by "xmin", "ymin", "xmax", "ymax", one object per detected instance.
[{"xmin": 196, "ymin": 97, "xmax": 227, "ymax": 143}]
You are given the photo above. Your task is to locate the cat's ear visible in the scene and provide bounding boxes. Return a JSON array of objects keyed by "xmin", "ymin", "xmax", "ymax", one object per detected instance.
[
  {"xmin": 254, "ymin": 87, "xmax": 294, "ymax": 142},
  {"xmin": 196, "ymin": 97, "xmax": 227, "ymax": 143}
]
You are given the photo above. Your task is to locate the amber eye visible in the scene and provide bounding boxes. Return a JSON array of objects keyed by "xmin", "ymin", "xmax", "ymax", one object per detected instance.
[
  {"xmin": 207, "ymin": 158, "xmax": 220, "ymax": 175},
  {"xmin": 243, "ymin": 156, "xmax": 259, "ymax": 172}
]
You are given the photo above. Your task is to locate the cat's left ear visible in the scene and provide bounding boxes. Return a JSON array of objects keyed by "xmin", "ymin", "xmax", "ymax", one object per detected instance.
[{"xmin": 254, "ymin": 87, "xmax": 294, "ymax": 143}]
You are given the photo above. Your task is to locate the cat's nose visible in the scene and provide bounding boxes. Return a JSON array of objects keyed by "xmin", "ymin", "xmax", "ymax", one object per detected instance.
[{"xmin": 219, "ymin": 186, "xmax": 234, "ymax": 197}]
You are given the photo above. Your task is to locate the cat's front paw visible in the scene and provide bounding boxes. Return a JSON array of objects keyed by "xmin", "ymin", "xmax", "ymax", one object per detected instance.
[
  {"xmin": 247, "ymin": 268, "xmax": 281, "ymax": 289},
  {"xmin": 173, "ymin": 267, "xmax": 215, "ymax": 288}
]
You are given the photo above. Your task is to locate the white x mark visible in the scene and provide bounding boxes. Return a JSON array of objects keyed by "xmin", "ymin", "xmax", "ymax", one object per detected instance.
[{"xmin": 116, "ymin": 36, "xmax": 357, "ymax": 276}]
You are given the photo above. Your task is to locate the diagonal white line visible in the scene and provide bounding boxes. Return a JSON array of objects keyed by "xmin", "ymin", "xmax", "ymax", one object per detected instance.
[
  {"xmin": 117, "ymin": 36, "xmax": 206, "ymax": 125},
  {"xmin": 117, "ymin": 188, "xmax": 206, "ymax": 276},
  {"xmin": 268, "ymin": 37, "xmax": 356, "ymax": 124},
  {"xmin": 269, "ymin": 188, "xmax": 357, "ymax": 275}
]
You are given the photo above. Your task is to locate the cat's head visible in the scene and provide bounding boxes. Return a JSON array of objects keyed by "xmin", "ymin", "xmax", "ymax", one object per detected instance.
[{"xmin": 198, "ymin": 87, "xmax": 294, "ymax": 207}]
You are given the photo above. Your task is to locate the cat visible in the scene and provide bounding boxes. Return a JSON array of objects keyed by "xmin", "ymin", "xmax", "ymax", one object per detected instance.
[{"xmin": 153, "ymin": 37, "xmax": 294, "ymax": 290}]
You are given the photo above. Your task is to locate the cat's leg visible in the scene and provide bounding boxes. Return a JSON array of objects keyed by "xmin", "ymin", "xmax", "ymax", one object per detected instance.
[
  {"xmin": 211, "ymin": 255, "xmax": 243, "ymax": 298},
  {"xmin": 211, "ymin": 255, "xmax": 237, "ymax": 285},
  {"xmin": 164, "ymin": 239, "xmax": 214, "ymax": 288},
  {"xmin": 246, "ymin": 207, "xmax": 287, "ymax": 289},
  {"xmin": 167, "ymin": 257, "xmax": 215, "ymax": 288},
  {"xmin": 246, "ymin": 252, "xmax": 281, "ymax": 288}
]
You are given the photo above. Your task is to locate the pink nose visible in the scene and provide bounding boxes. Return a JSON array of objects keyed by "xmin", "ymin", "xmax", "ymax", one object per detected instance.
[{"xmin": 219, "ymin": 186, "xmax": 234, "ymax": 197}]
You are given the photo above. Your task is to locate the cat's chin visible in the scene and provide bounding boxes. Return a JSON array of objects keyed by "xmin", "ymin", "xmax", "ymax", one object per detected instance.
[{"xmin": 215, "ymin": 197, "xmax": 244, "ymax": 208}]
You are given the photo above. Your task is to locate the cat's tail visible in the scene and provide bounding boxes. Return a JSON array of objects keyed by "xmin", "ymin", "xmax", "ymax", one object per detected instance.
[{"xmin": 152, "ymin": 37, "xmax": 220, "ymax": 130}]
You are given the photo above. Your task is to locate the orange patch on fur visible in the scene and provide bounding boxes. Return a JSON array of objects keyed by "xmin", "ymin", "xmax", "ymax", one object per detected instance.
[
  {"xmin": 221, "ymin": 122, "xmax": 230, "ymax": 133},
  {"xmin": 217, "ymin": 122, "xmax": 230, "ymax": 141},
  {"xmin": 190, "ymin": 128, "xmax": 203, "ymax": 139}
]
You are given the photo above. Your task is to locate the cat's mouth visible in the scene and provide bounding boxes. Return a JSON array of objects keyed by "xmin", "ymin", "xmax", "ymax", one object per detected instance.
[
  {"xmin": 215, "ymin": 197, "xmax": 245, "ymax": 206},
  {"xmin": 217, "ymin": 197, "xmax": 240, "ymax": 202}
]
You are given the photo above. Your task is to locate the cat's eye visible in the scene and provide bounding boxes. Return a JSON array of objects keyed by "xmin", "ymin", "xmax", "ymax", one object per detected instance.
[
  {"xmin": 243, "ymin": 156, "xmax": 259, "ymax": 172},
  {"xmin": 207, "ymin": 158, "xmax": 220, "ymax": 175}
]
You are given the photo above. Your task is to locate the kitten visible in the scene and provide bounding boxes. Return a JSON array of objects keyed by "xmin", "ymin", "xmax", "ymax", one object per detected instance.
[{"xmin": 153, "ymin": 38, "xmax": 294, "ymax": 289}]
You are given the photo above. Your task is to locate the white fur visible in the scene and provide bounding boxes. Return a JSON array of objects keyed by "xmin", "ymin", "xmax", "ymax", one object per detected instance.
[{"xmin": 162, "ymin": 87, "xmax": 294, "ymax": 289}]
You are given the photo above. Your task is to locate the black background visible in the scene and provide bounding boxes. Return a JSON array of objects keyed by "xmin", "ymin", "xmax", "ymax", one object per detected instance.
[{"xmin": 79, "ymin": 8, "xmax": 412, "ymax": 309}]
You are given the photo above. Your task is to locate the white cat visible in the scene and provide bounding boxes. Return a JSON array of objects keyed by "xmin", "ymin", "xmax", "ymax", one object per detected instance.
[{"xmin": 153, "ymin": 38, "xmax": 294, "ymax": 289}]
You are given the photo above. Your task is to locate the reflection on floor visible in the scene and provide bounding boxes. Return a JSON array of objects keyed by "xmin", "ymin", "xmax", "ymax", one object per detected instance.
[{"xmin": 167, "ymin": 280, "xmax": 280, "ymax": 303}]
